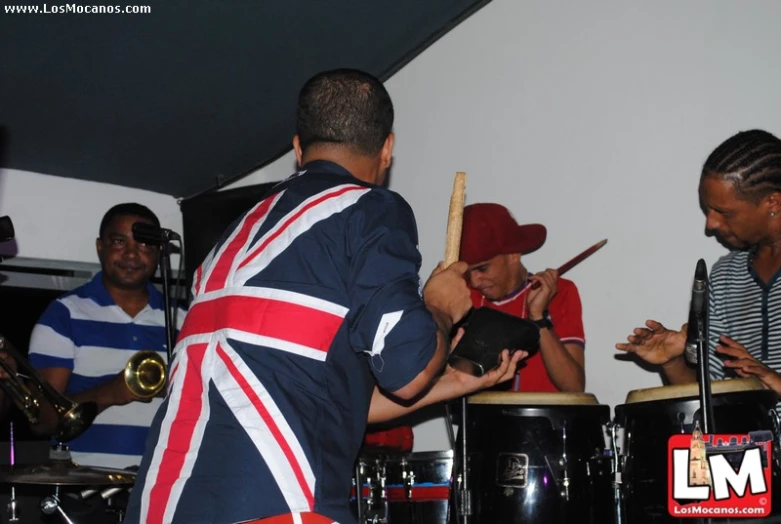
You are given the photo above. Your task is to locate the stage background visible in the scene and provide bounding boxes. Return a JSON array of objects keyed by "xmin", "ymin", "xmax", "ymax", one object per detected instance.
[{"xmin": 2, "ymin": 0, "xmax": 781, "ymax": 451}]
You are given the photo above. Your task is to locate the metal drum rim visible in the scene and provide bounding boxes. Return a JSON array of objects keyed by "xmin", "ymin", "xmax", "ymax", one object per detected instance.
[
  {"xmin": 467, "ymin": 391, "xmax": 601, "ymax": 405},
  {"xmin": 359, "ymin": 449, "xmax": 454, "ymax": 461},
  {"xmin": 622, "ymin": 377, "xmax": 775, "ymax": 404}
]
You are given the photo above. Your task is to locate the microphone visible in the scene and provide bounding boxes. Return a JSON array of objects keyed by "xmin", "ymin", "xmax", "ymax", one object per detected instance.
[
  {"xmin": 684, "ymin": 259, "xmax": 708, "ymax": 364},
  {"xmin": 0, "ymin": 216, "xmax": 14, "ymax": 242},
  {"xmin": 132, "ymin": 221, "xmax": 181, "ymax": 245}
]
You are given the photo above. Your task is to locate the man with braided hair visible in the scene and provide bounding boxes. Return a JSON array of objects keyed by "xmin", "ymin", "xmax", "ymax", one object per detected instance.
[{"xmin": 617, "ymin": 129, "xmax": 781, "ymax": 394}]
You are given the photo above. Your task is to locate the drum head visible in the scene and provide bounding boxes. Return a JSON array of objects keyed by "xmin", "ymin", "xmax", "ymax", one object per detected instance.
[
  {"xmin": 624, "ymin": 378, "xmax": 770, "ymax": 404},
  {"xmin": 467, "ymin": 391, "xmax": 600, "ymax": 405}
]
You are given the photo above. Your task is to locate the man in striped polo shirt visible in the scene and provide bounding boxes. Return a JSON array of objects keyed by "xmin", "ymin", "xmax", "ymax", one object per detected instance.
[
  {"xmin": 27, "ymin": 203, "xmax": 184, "ymax": 469},
  {"xmin": 617, "ymin": 129, "xmax": 781, "ymax": 393}
]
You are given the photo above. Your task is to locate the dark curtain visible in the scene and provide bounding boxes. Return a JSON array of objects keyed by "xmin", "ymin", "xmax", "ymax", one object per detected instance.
[{"xmin": 180, "ymin": 182, "xmax": 278, "ymax": 293}]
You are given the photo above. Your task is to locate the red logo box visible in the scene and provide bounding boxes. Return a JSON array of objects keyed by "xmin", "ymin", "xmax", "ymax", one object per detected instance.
[{"xmin": 668, "ymin": 432, "xmax": 772, "ymax": 518}]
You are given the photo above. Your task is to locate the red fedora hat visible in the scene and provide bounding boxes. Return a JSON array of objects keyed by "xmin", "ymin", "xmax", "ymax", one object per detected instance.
[{"xmin": 459, "ymin": 203, "xmax": 547, "ymax": 265}]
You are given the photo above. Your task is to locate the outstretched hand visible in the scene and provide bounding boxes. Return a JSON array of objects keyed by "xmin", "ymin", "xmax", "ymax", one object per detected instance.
[
  {"xmin": 719, "ymin": 335, "xmax": 781, "ymax": 394},
  {"xmin": 445, "ymin": 328, "xmax": 527, "ymax": 394},
  {"xmin": 112, "ymin": 372, "xmax": 153, "ymax": 405},
  {"xmin": 615, "ymin": 320, "xmax": 686, "ymax": 366}
]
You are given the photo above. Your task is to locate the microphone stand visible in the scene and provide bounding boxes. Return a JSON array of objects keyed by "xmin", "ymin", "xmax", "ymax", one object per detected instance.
[
  {"xmin": 695, "ymin": 308, "xmax": 715, "ymax": 435},
  {"xmin": 158, "ymin": 235, "xmax": 176, "ymax": 364},
  {"xmin": 695, "ymin": 300, "xmax": 714, "ymax": 524},
  {"xmin": 133, "ymin": 222, "xmax": 180, "ymax": 376}
]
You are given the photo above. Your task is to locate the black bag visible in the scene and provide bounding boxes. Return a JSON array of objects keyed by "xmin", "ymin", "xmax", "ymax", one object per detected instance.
[{"xmin": 448, "ymin": 307, "xmax": 540, "ymax": 376}]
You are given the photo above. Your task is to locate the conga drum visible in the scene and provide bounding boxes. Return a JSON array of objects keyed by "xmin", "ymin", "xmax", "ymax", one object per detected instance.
[
  {"xmin": 614, "ymin": 378, "xmax": 781, "ymax": 523},
  {"xmin": 459, "ymin": 391, "xmax": 615, "ymax": 523}
]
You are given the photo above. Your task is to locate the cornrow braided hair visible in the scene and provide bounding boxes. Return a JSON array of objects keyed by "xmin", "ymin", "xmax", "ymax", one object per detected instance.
[{"xmin": 703, "ymin": 129, "xmax": 781, "ymax": 202}]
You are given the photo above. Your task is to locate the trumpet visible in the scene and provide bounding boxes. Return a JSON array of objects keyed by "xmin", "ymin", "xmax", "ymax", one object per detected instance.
[
  {"xmin": 0, "ymin": 336, "xmax": 97, "ymax": 442},
  {"xmin": 124, "ymin": 350, "xmax": 167, "ymax": 399}
]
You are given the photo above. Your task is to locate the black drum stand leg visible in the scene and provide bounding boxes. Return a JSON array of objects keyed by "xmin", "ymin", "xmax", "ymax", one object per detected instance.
[
  {"xmin": 460, "ymin": 397, "xmax": 471, "ymax": 524},
  {"xmin": 608, "ymin": 423, "xmax": 625, "ymax": 524},
  {"xmin": 355, "ymin": 462, "xmax": 364, "ymax": 523}
]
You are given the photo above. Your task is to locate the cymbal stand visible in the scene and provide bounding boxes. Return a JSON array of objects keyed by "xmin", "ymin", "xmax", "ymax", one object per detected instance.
[{"xmin": 7, "ymin": 421, "xmax": 18, "ymax": 522}]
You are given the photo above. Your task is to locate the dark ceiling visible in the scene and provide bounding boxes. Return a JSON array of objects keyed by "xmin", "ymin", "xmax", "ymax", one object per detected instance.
[{"xmin": 0, "ymin": 0, "xmax": 490, "ymax": 199}]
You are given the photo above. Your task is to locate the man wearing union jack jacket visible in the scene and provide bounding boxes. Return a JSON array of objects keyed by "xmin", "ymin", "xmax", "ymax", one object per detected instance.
[{"xmin": 125, "ymin": 69, "xmax": 525, "ymax": 524}]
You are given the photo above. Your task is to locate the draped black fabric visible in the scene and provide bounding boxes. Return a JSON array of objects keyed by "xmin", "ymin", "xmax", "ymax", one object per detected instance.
[
  {"xmin": 180, "ymin": 182, "xmax": 277, "ymax": 290},
  {"xmin": 0, "ymin": 0, "xmax": 492, "ymax": 197}
]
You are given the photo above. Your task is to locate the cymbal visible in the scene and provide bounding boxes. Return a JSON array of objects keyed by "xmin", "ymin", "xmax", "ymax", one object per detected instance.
[{"xmin": 0, "ymin": 458, "xmax": 136, "ymax": 486}]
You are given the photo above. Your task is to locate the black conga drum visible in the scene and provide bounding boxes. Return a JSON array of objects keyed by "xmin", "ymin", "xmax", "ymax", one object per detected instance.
[
  {"xmin": 615, "ymin": 378, "xmax": 781, "ymax": 523},
  {"xmin": 460, "ymin": 391, "xmax": 615, "ymax": 523}
]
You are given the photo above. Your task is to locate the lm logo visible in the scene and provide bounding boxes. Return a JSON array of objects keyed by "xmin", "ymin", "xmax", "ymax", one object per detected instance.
[{"xmin": 667, "ymin": 430, "xmax": 772, "ymax": 517}]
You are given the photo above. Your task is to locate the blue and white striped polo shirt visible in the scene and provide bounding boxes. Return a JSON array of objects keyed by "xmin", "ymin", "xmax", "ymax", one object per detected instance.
[
  {"xmin": 28, "ymin": 272, "xmax": 185, "ymax": 469},
  {"xmin": 708, "ymin": 249, "xmax": 781, "ymax": 379}
]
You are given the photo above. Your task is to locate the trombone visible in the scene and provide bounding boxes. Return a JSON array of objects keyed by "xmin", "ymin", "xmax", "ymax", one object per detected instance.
[
  {"xmin": 0, "ymin": 338, "xmax": 168, "ymax": 441},
  {"xmin": 0, "ymin": 336, "xmax": 97, "ymax": 442}
]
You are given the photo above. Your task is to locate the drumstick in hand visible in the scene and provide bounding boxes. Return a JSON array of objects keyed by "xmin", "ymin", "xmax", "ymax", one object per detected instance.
[
  {"xmin": 444, "ymin": 172, "xmax": 466, "ymax": 267},
  {"xmin": 524, "ymin": 238, "xmax": 608, "ymax": 291}
]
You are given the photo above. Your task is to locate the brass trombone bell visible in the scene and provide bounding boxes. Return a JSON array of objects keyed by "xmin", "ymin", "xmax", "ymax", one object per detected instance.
[
  {"xmin": 124, "ymin": 350, "xmax": 166, "ymax": 399},
  {"xmin": 0, "ymin": 336, "xmax": 97, "ymax": 442}
]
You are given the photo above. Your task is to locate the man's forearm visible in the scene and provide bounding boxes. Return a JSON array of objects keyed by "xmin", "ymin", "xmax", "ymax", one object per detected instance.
[
  {"xmin": 539, "ymin": 330, "xmax": 585, "ymax": 392},
  {"xmin": 389, "ymin": 330, "xmax": 449, "ymax": 401},
  {"xmin": 661, "ymin": 355, "xmax": 697, "ymax": 385},
  {"xmin": 31, "ymin": 379, "xmax": 126, "ymax": 437},
  {"xmin": 369, "ymin": 368, "xmax": 461, "ymax": 424}
]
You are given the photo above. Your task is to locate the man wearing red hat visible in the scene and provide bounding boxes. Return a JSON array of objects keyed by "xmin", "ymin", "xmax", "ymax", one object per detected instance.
[{"xmin": 460, "ymin": 203, "xmax": 586, "ymax": 392}]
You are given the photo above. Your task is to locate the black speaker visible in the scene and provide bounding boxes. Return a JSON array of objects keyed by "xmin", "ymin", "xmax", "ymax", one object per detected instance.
[{"xmin": 180, "ymin": 182, "xmax": 278, "ymax": 293}]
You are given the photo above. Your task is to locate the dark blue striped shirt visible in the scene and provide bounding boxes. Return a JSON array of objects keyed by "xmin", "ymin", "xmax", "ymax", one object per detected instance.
[{"xmin": 709, "ymin": 250, "xmax": 781, "ymax": 381}]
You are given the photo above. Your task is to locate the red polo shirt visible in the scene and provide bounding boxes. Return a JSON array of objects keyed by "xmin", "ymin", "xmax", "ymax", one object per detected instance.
[{"xmin": 470, "ymin": 277, "xmax": 585, "ymax": 392}]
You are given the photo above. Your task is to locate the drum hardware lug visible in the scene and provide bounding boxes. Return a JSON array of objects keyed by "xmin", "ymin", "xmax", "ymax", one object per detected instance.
[
  {"xmin": 769, "ymin": 408, "xmax": 781, "ymax": 446},
  {"xmin": 677, "ymin": 412, "xmax": 687, "ymax": 433},
  {"xmin": 365, "ymin": 468, "xmax": 377, "ymax": 510},
  {"xmin": 461, "ymin": 488, "xmax": 473, "ymax": 516},
  {"xmin": 607, "ymin": 420, "xmax": 627, "ymax": 524},
  {"xmin": 768, "ymin": 409, "xmax": 781, "ymax": 472},
  {"xmin": 560, "ymin": 422, "xmax": 571, "ymax": 501},
  {"xmin": 377, "ymin": 460, "xmax": 387, "ymax": 503},
  {"xmin": 454, "ymin": 470, "xmax": 472, "ymax": 517}
]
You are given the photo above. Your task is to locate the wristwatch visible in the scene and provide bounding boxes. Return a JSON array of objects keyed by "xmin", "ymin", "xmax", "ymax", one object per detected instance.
[{"xmin": 530, "ymin": 310, "xmax": 553, "ymax": 330}]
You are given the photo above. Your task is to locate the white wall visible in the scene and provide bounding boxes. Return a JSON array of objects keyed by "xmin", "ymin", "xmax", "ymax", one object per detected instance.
[
  {"xmin": 0, "ymin": 168, "xmax": 181, "ymax": 264},
  {"xmin": 233, "ymin": 0, "xmax": 781, "ymax": 450}
]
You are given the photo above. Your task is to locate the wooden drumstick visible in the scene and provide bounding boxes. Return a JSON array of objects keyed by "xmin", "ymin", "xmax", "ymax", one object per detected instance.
[{"xmin": 444, "ymin": 172, "xmax": 466, "ymax": 267}]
